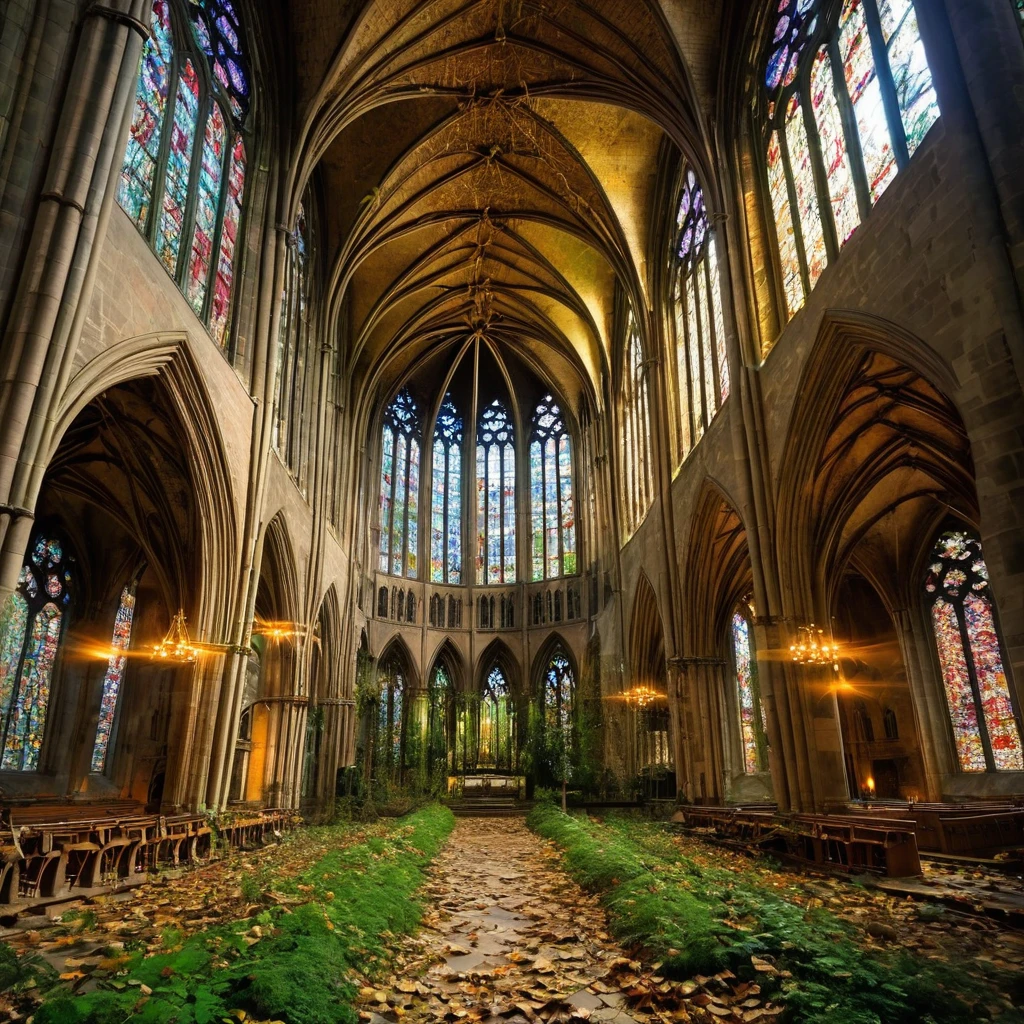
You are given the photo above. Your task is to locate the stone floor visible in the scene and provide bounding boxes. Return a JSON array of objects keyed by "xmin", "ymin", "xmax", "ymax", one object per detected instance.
[{"xmin": 360, "ymin": 817, "xmax": 681, "ymax": 1023}]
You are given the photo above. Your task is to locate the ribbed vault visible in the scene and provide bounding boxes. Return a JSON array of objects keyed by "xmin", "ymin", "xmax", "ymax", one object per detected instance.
[{"xmin": 287, "ymin": 0, "xmax": 711, "ymax": 418}]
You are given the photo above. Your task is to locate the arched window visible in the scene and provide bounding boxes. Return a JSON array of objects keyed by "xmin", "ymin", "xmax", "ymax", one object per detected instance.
[
  {"xmin": 431, "ymin": 396, "xmax": 463, "ymax": 584},
  {"xmin": 925, "ymin": 530, "xmax": 1023, "ymax": 772},
  {"xmin": 732, "ymin": 611, "xmax": 765, "ymax": 774},
  {"xmin": 476, "ymin": 400, "xmax": 516, "ymax": 584},
  {"xmin": 274, "ymin": 204, "xmax": 316, "ymax": 486},
  {"xmin": 543, "ymin": 650, "xmax": 574, "ymax": 735},
  {"xmin": 530, "ymin": 396, "xmax": 576, "ymax": 580},
  {"xmin": 90, "ymin": 581, "xmax": 139, "ymax": 774},
  {"xmin": 761, "ymin": 0, "xmax": 940, "ymax": 317},
  {"xmin": 427, "ymin": 664, "xmax": 452, "ymax": 775},
  {"xmin": 620, "ymin": 312, "xmax": 653, "ymax": 537},
  {"xmin": 673, "ymin": 169, "xmax": 730, "ymax": 462},
  {"xmin": 375, "ymin": 653, "xmax": 405, "ymax": 780},
  {"xmin": 0, "ymin": 534, "xmax": 72, "ymax": 772},
  {"xmin": 117, "ymin": 0, "xmax": 250, "ymax": 348},
  {"xmin": 378, "ymin": 390, "xmax": 421, "ymax": 578},
  {"xmin": 883, "ymin": 706, "xmax": 899, "ymax": 740},
  {"xmin": 480, "ymin": 665, "xmax": 515, "ymax": 771}
]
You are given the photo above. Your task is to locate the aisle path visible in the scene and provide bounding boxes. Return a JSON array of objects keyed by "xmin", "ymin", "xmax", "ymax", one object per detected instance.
[{"xmin": 361, "ymin": 817, "xmax": 702, "ymax": 1023}]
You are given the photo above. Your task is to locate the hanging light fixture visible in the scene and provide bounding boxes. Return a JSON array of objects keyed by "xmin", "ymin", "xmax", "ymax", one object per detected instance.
[
  {"xmin": 617, "ymin": 684, "xmax": 665, "ymax": 710},
  {"xmin": 152, "ymin": 609, "xmax": 200, "ymax": 663},
  {"xmin": 789, "ymin": 623, "xmax": 841, "ymax": 672}
]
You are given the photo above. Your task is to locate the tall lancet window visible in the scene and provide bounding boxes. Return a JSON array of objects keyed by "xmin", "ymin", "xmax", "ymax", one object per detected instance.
[
  {"xmin": 117, "ymin": 0, "xmax": 250, "ymax": 349},
  {"xmin": 431, "ymin": 396, "xmax": 463, "ymax": 584},
  {"xmin": 476, "ymin": 400, "xmax": 516, "ymax": 585},
  {"xmin": 530, "ymin": 396, "xmax": 576, "ymax": 581},
  {"xmin": 672, "ymin": 168, "xmax": 729, "ymax": 463},
  {"xmin": 732, "ymin": 610, "xmax": 765, "ymax": 774},
  {"xmin": 620, "ymin": 313, "xmax": 653, "ymax": 538},
  {"xmin": 925, "ymin": 530, "xmax": 1023, "ymax": 773},
  {"xmin": 761, "ymin": 0, "xmax": 939, "ymax": 318},
  {"xmin": 378, "ymin": 390, "xmax": 421, "ymax": 578},
  {"xmin": 0, "ymin": 534, "xmax": 72, "ymax": 772},
  {"xmin": 91, "ymin": 582, "xmax": 138, "ymax": 773}
]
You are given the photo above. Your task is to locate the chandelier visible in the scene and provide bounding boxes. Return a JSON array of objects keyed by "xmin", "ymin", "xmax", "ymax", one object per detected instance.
[
  {"xmin": 619, "ymin": 684, "xmax": 665, "ymax": 710},
  {"xmin": 152, "ymin": 609, "xmax": 200, "ymax": 663},
  {"xmin": 790, "ymin": 623, "xmax": 840, "ymax": 672}
]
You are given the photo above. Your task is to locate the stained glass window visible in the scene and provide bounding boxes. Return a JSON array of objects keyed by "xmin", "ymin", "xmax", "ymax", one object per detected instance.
[
  {"xmin": 760, "ymin": 0, "xmax": 939, "ymax": 319},
  {"xmin": 732, "ymin": 612, "xmax": 763, "ymax": 774},
  {"xmin": 427, "ymin": 665, "xmax": 452, "ymax": 775},
  {"xmin": 117, "ymin": 0, "xmax": 250, "ymax": 348},
  {"xmin": 621, "ymin": 313, "xmax": 653, "ymax": 538},
  {"xmin": 672, "ymin": 168, "xmax": 730, "ymax": 466},
  {"xmin": 379, "ymin": 389, "xmax": 421, "ymax": 578},
  {"xmin": 431, "ymin": 396, "xmax": 463, "ymax": 584},
  {"xmin": 117, "ymin": 0, "xmax": 173, "ymax": 229},
  {"xmin": 476, "ymin": 399, "xmax": 516, "ymax": 585},
  {"xmin": 90, "ymin": 582, "xmax": 137, "ymax": 774},
  {"xmin": 925, "ymin": 530, "xmax": 1023, "ymax": 773},
  {"xmin": 530, "ymin": 396, "xmax": 576, "ymax": 581},
  {"xmin": 273, "ymin": 204, "xmax": 314, "ymax": 487},
  {"xmin": 0, "ymin": 534, "xmax": 71, "ymax": 772}
]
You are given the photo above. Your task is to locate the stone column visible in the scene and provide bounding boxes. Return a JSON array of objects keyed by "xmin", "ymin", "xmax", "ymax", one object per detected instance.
[{"xmin": 0, "ymin": 0, "xmax": 148, "ymax": 594}]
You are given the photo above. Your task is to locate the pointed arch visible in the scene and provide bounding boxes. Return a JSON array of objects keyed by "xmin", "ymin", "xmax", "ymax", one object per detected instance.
[
  {"xmin": 775, "ymin": 312, "xmax": 973, "ymax": 615},
  {"xmin": 629, "ymin": 573, "xmax": 666, "ymax": 686},
  {"xmin": 256, "ymin": 513, "xmax": 300, "ymax": 626},
  {"xmin": 681, "ymin": 482, "xmax": 753, "ymax": 656},
  {"xmin": 477, "ymin": 638, "xmax": 521, "ymax": 695},
  {"xmin": 49, "ymin": 333, "xmax": 239, "ymax": 639},
  {"xmin": 428, "ymin": 637, "xmax": 466, "ymax": 693}
]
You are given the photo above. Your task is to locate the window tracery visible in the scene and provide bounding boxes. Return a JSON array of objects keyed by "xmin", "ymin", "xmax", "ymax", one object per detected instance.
[
  {"xmin": 925, "ymin": 530, "xmax": 1023, "ymax": 772},
  {"xmin": 620, "ymin": 313, "xmax": 653, "ymax": 537},
  {"xmin": 479, "ymin": 665, "xmax": 515, "ymax": 771},
  {"xmin": 378, "ymin": 390, "xmax": 421, "ymax": 579},
  {"xmin": 90, "ymin": 581, "xmax": 138, "ymax": 774},
  {"xmin": 118, "ymin": 0, "xmax": 250, "ymax": 349},
  {"xmin": 672, "ymin": 169, "xmax": 730, "ymax": 463},
  {"xmin": 530, "ymin": 396, "xmax": 576, "ymax": 581},
  {"xmin": 375, "ymin": 653, "xmax": 405, "ymax": 781},
  {"xmin": 476, "ymin": 400, "xmax": 516, "ymax": 585},
  {"xmin": 0, "ymin": 534, "xmax": 72, "ymax": 772},
  {"xmin": 761, "ymin": 0, "xmax": 939, "ymax": 318},
  {"xmin": 431, "ymin": 396, "xmax": 463, "ymax": 584},
  {"xmin": 543, "ymin": 650, "xmax": 574, "ymax": 735}
]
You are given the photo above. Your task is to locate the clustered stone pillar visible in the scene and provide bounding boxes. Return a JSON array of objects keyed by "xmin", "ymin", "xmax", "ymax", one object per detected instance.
[{"xmin": 0, "ymin": 0, "xmax": 148, "ymax": 598}]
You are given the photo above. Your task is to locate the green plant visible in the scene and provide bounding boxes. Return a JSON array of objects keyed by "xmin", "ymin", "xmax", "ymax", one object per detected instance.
[{"xmin": 528, "ymin": 805, "xmax": 1023, "ymax": 1023}]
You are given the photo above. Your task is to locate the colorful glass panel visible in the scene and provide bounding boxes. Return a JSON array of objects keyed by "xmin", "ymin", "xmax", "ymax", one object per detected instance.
[
  {"xmin": 964, "ymin": 593, "xmax": 1023, "ymax": 771},
  {"xmin": 810, "ymin": 46, "xmax": 861, "ymax": 245},
  {"xmin": 926, "ymin": 531, "xmax": 1023, "ymax": 772},
  {"xmin": 697, "ymin": 261, "xmax": 717, "ymax": 420},
  {"xmin": 621, "ymin": 316, "xmax": 652, "ymax": 536},
  {"xmin": 156, "ymin": 60, "xmax": 199, "ymax": 274},
  {"xmin": 878, "ymin": 0, "xmax": 939, "ymax": 156},
  {"xmin": 186, "ymin": 102, "xmax": 226, "ymax": 315},
  {"xmin": 379, "ymin": 390, "xmax": 421, "ymax": 579},
  {"xmin": 839, "ymin": 0, "xmax": 897, "ymax": 202},
  {"xmin": 430, "ymin": 396, "xmax": 463, "ymax": 584},
  {"xmin": 785, "ymin": 94, "xmax": 827, "ymax": 286},
  {"xmin": 733, "ymin": 613, "xmax": 760, "ymax": 774},
  {"xmin": 686, "ymin": 274, "xmax": 704, "ymax": 439},
  {"xmin": 477, "ymin": 400, "xmax": 515, "ymax": 584},
  {"xmin": 0, "ymin": 537, "xmax": 70, "ymax": 772},
  {"xmin": 91, "ymin": 583, "xmax": 137, "ymax": 773},
  {"xmin": 210, "ymin": 136, "xmax": 245, "ymax": 348},
  {"xmin": 766, "ymin": 132, "xmax": 804, "ymax": 314},
  {"xmin": 117, "ymin": 0, "xmax": 173, "ymax": 229},
  {"xmin": 530, "ymin": 396, "xmax": 575, "ymax": 580},
  {"xmin": 931, "ymin": 599, "xmax": 986, "ymax": 772}
]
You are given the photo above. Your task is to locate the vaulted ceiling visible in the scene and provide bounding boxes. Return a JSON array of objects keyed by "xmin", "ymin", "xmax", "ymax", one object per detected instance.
[{"xmin": 286, "ymin": 0, "xmax": 723, "ymax": 418}]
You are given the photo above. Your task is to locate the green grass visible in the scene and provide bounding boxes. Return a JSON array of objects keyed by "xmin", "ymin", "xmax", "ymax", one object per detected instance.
[
  {"xmin": 528, "ymin": 803, "xmax": 1023, "ymax": 1024},
  {"xmin": 30, "ymin": 804, "xmax": 455, "ymax": 1024}
]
